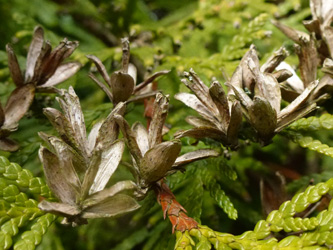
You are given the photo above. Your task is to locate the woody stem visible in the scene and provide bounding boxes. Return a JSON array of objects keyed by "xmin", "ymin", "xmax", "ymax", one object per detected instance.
[{"xmin": 154, "ymin": 180, "xmax": 198, "ymax": 233}]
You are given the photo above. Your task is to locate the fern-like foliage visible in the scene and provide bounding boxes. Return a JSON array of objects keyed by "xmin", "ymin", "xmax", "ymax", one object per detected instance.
[
  {"xmin": 183, "ymin": 176, "xmax": 204, "ymax": 223},
  {"xmin": 285, "ymin": 114, "xmax": 333, "ymax": 157},
  {"xmin": 288, "ymin": 114, "xmax": 333, "ymax": 132},
  {"xmin": 0, "ymin": 0, "xmax": 331, "ymax": 249},
  {"xmin": 0, "ymin": 156, "xmax": 55, "ymax": 250},
  {"xmin": 175, "ymin": 179, "xmax": 333, "ymax": 249},
  {"xmin": 200, "ymin": 167, "xmax": 238, "ymax": 220},
  {"xmin": 222, "ymin": 13, "xmax": 269, "ymax": 60},
  {"xmin": 156, "ymin": 12, "xmax": 271, "ymax": 79},
  {"xmin": 288, "ymin": 133, "xmax": 333, "ymax": 158},
  {"xmin": 167, "ymin": 156, "xmax": 238, "ymax": 222}
]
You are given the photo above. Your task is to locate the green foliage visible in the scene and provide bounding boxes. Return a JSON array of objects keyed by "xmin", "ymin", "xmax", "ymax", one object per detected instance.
[
  {"xmin": 150, "ymin": 11, "xmax": 271, "ymax": 79},
  {"xmin": 200, "ymin": 167, "xmax": 238, "ymax": 220},
  {"xmin": 0, "ymin": 156, "xmax": 55, "ymax": 250},
  {"xmin": 167, "ymin": 157, "xmax": 238, "ymax": 223},
  {"xmin": 175, "ymin": 179, "xmax": 333, "ymax": 249},
  {"xmin": 0, "ymin": 157, "xmax": 52, "ymax": 199},
  {"xmin": 222, "ymin": 13, "xmax": 269, "ymax": 60},
  {"xmin": 288, "ymin": 133, "xmax": 333, "ymax": 158},
  {"xmin": 285, "ymin": 114, "xmax": 333, "ymax": 158},
  {"xmin": 183, "ymin": 176, "xmax": 204, "ymax": 222},
  {"xmin": 14, "ymin": 213, "xmax": 57, "ymax": 250},
  {"xmin": 288, "ymin": 114, "xmax": 333, "ymax": 132},
  {"xmin": 0, "ymin": 0, "xmax": 333, "ymax": 249}
]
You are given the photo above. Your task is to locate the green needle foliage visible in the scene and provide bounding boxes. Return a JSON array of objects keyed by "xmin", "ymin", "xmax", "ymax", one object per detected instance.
[
  {"xmin": 1, "ymin": 0, "xmax": 333, "ymax": 250},
  {"xmin": 288, "ymin": 114, "xmax": 333, "ymax": 132},
  {"xmin": 0, "ymin": 156, "xmax": 54, "ymax": 250},
  {"xmin": 199, "ymin": 167, "xmax": 238, "ymax": 221},
  {"xmin": 286, "ymin": 114, "xmax": 333, "ymax": 158},
  {"xmin": 176, "ymin": 179, "xmax": 333, "ymax": 250}
]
